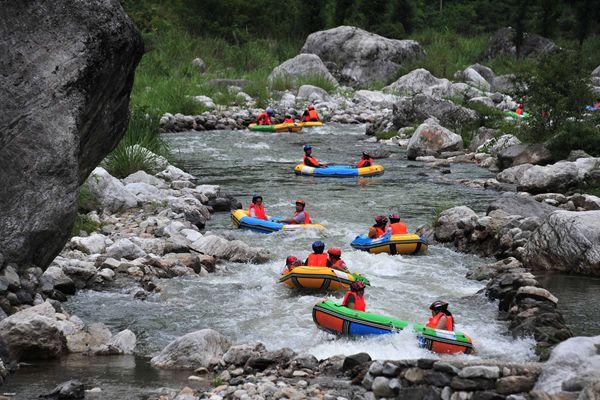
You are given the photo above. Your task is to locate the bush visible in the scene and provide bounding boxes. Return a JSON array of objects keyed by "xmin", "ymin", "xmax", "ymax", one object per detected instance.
[
  {"xmin": 72, "ymin": 214, "xmax": 101, "ymax": 236},
  {"xmin": 546, "ymin": 120, "xmax": 600, "ymax": 159}
]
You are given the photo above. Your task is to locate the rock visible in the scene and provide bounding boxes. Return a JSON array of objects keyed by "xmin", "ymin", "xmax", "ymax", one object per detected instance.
[
  {"xmin": 41, "ymin": 266, "xmax": 76, "ymax": 295},
  {"xmin": 434, "ymin": 206, "xmax": 477, "ymax": 242},
  {"xmin": 481, "ymin": 27, "xmax": 558, "ymax": 59},
  {"xmin": 150, "ymin": 329, "xmax": 231, "ymax": 370},
  {"xmin": 517, "ymin": 286, "xmax": 558, "ymax": 303},
  {"xmin": 268, "ymin": 54, "xmax": 337, "ymax": 87},
  {"xmin": 342, "ymin": 353, "xmax": 371, "ymax": 372},
  {"xmin": 292, "ymin": 353, "xmax": 319, "ymax": 370},
  {"xmin": 569, "ymin": 194, "xmax": 600, "ymax": 211},
  {"xmin": 107, "ymin": 329, "xmax": 136, "ymax": 355},
  {"xmin": 492, "ymin": 74, "xmax": 518, "ymax": 93},
  {"xmin": 468, "ymin": 96, "xmax": 495, "ymax": 108},
  {"xmin": 297, "ymin": 85, "xmax": 330, "ymax": 103},
  {"xmin": 485, "ymin": 134, "xmax": 522, "ymax": 156},
  {"xmin": 70, "ymin": 234, "xmax": 108, "ymax": 255},
  {"xmin": 525, "ymin": 211, "xmax": 600, "ymax": 275},
  {"xmin": 593, "ymin": 66, "xmax": 600, "ymax": 78},
  {"xmin": 222, "ymin": 342, "xmax": 266, "ymax": 367},
  {"xmin": 105, "ymin": 238, "xmax": 146, "ymax": 260},
  {"xmin": 392, "ymin": 94, "xmax": 479, "ymax": 129},
  {"xmin": 124, "ymin": 182, "xmax": 168, "ymax": 203},
  {"xmin": 157, "ymin": 165, "xmax": 195, "ymax": 182},
  {"xmin": 279, "ymin": 92, "xmax": 297, "ymax": 109},
  {"xmin": 469, "ymin": 128, "xmax": 498, "ymax": 152},
  {"xmin": 192, "ymin": 57, "xmax": 206, "ymax": 73},
  {"xmin": 192, "ymin": 95, "xmax": 215, "ymax": 109},
  {"xmin": 459, "ymin": 366, "xmax": 500, "ymax": 379},
  {"xmin": 371, "ymin": 376, "xmax": 393, "ymax": 397},
  {"xmin": 498, "ymin": 144, "xmax": 553, "ymax": 169},
  {"xmin": 407, "ymin": 117, "xmax": 463, "ymax": 160},
  {"xmin": 190, "ymin": 235, "xmax": 268, "ymax": 263},
  {"xmin": 518, "ymin": 162, "xmax": 583, "ymax": 193},
  {"xmin": 353, "ymin": 90, "xmax": 399, "ymax": 108},
  {"xmin": 98, "ymin": 268, "xmax": 115, "ymax": 281},
  {"xmin": 385, "ymin": 68, "xmax": 452, "ymax": 97},
  {"xmin": 301, "ymin": 26, "xmax": 424, "ymax": 86},
  {"xmin": 497, "ymin": 163, "xmax": 534, "ymax": 184},
  {"xmin": 567, "ymin": 150, "xmax": 592, "ymax": 161},
  {"xmin": 0, "ymin": 0, "xmax": 143, "ymax": 272},
  {"xmin": 487, "ymin": 193, "xmax": 557, "ymax": 219},
  {"xmin": 83, "ymin": 167, "xmax": 139, "ymax": 213},
  {"xmin": 469, "ymin": 63, "xmax": 496, "ymax": 84},
  {"xmin": 39, "ymin": 379, "xmax": 85, "ymax": 399},
  {"xmin": 455, "ymin": 67, "xmax": 491, "ymax": 91},
  {"xmin": 496, "ymin": 375, "xmax": 537, "ymax": 394}
]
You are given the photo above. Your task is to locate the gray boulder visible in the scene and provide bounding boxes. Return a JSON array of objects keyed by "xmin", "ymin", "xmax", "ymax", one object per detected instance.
[
  {"xmin": 301, "ymin": 26, "xmax": 425, "ymax": 87},
  {"xmin": 151, "ymin": 329, "xmax": 231, "ymax": 370},
  {"xmin": 40, "ymin": 379, "xmax": 85, "ymax": 400},
  {"xmin": 492, "ymin": 74, "xmax": 518, "ymax": 94},
  {"xmin": 0, "ymin": 0, "xmax": 143, "ymax": 272},
  {"xmin": 497, "ymin": 143, "xmax": 553, "ymax": 169},
  {"xmin": 454, "ymin": 67, "xmax": 491, "ymax": 92},
  {"xmin": 83, "ymin": 167, "xmax": 139, "ymax": 212},
  {"xmin": 105, "ymin": 238, "xmax": 146, "ymax": 260},
  {"xmin": 592, "ymin": 65, "xmax": 600, "ymax": 78},
  {"xmin": 525, "ymin": 211, "xmax": 600, "ymax": 275},
  {"xmin": 384, "ymin": 68, "xmax": 452, "ymax": 97},
  {"xmin": 481, "ymin": 27, "xmax": 558, "ymax": 59},
  {"xmin": 434, "ymin": 206, "xmax": 478, "ymax": 242},
  {"xmin": 468, "ymin": 63, "xmax": 496, "ymax": 84},
  {"xmin": 297, "ymin": 84, "xmax": 330, "ymax": 103},
  {"xmin": 407, "ymin": 118, "xmax": 463, "ymax": 160},
  {"xmin": 487, "ymin": 193, "xmax": 557, "ymax": 219},
  {"xmin": 353, "ymin": 90, "xmax": 399, "ymax": 108},
  {"xmin": 393, "ymin": 94, "xmax": 479, "ymax": 129},
  {"xmin": 70, "ymin": 234, "xmax": 109, "ymax": 255},
  {"xmin": 190, "ymin": 235, "xmax": 269, "ymax": 263},
  {"xmin": 123, "ymin": 170, "xmax": 168, "ymax": 188},
  {"xmin": 517, "ymin": 162, "xmax": 582, "ymax": 193},
  {"xmin": 497, "ymin": 163, "xmax": 534, "ymax": 184},
  {"xmin": 469, "ymin": 127, "xmax": 498, "ymax": 152},
  {"xmin": 268, "ymin": 54, "xmax": 337, "ymax": 87}
]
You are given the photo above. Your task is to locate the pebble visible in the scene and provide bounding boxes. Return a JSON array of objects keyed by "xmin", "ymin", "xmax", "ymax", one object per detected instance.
[{"xmin": 292, "ymin": 370, "xmax": 309, "ymax": 377}]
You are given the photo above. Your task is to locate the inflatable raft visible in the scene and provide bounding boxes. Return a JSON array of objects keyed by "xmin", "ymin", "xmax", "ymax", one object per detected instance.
[
  {"xmin": 231, "ymin": 209, "xmax": 324, "ymax": 233},
  {"xmin": 248, "ymin": 123, "xmax": 302, "ymax": 133},
  {"xmin": 351, "ymin": 233, "xmax": 428, "ymax": 255},
  {"xmin": 299, "ymin": 121, "xmax": 324, "ymax": 127},
  {"xmin": 294, "ymin": 164, "xmax": 384, "ymax": 177},
  {"xmin": 279, "ymin": 266, "xmax": 368, "ymax": 291},
  {"xmin": 312, "ymin": 301, "xmax": 474, "ymax": 355},
  {"xmin": 505, "ymin": 111, "xmax": 530, "ymax": 119}
]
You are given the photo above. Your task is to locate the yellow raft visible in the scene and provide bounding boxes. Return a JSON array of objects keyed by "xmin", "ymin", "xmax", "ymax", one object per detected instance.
[
  {"xmin": 231, "ymin": 209, "xmax": 324, "ymax": 233},
  {"xmin": 248, "ymin": 123, "xmax": 302, "ymax": 133},
  {"xmin": 350, "ymin": 233, "xmax": 428, "ymax": 255},
  {"xmin": 279, "ymin": 266, "xmax": 363, "ymax": 291},
  {"xmin": 294, "ymin": 163, "xmax": 384, "ymax": 177},
  {"xmin": 299, "ymin": 121, "xmax": 324, "ymax": 127}
]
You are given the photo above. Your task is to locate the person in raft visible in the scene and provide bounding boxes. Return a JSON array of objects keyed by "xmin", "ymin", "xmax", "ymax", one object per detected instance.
[
  {"xmin": 368, "ymin": 215, "xmax": 388, "ymax": 239},
  {"xmin": 256, "ymin": 107, "xmax": 275, "ymax": 125},
  {"xmin": 594, "ymin": 98, "xmax": 600, "ymax": 110},
  {"xmin": 326, "ymin": 247, "xmax": 348, "ymax": 272},
  {"xmin": 280, "ymin": 199, "xmax": 311, "ymax": 225},
  {"xmin": 426, "ymin": 301, "xmax": 454, "ymax": 331},
  {"xmin": 302, "ymin": 144, "xmax": 326, "ymax": 168},
  {"xmin": 342, "ymin": 281, "xmax": 366, "ymax": 311},
  {"xmin": 356, "ymin": 151, "xmax": 373, "ymax": 168},
  {"xmin": 515, "ymin": 103, "xmax": 524, "ymax": 116},
  {"xmin": 283, "ymin": 114, "xmax": 294, "ymax": 123},
  {"xmin": 386, "ymin": 214, "xmax": 408, "ymax": 235},
  {"xmin": 304, "ymin": 241, "xmax": 328, "ymax": 267},
  {"xmin": 284, "ymin": 255, "xmax": 302, "ymax": 273},
  {"xmin": 301, "ymin": 104, "xmax": 320, "ymax": 122},
  {"xmin": 248, "ymin": 195, "xmax": 267, "ymax": 220}
]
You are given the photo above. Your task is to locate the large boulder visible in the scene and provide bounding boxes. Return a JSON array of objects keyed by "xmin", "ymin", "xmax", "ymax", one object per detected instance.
[
  {"xmin": 481, "ymin": 27, "xmax": 558, "ymax": 59},
  {"xmin": 296, "ymin": 85, "xmax": 330, "ymax": 103},
  {"xmin": 353, "ymin": 90, "xmax": 399, "ymax": 108},
  {"xmin": 267, "ymin": 54, "xmax": 337, "ymax": 87},
  {"xmin": 384, "ymin": 69, "xmax": 452, "ymax": 97},
  {"xmin": 406, "ymin": 118, "xmax": 463, "ymax": 160},
  {"xmin": 497, "ymin": 143, "xmax": 553, "ymax": 169},
  {"xmin": 190, "ymin": 235, "xmax": 269, "ymax": 263},
  {"xmin": 82, "ymin": 167, "xmax": 139, "ymax": 212},
  {"xmin": 0, "ymin": 0, "xmax": 143, "ymax": 272},
  {"xmin": 392, "ymin": 94, "xmax": 479, "ymax": 128},
  {"xmin": 517, "ymin": 162, "xmax": 581, "ymax": 194},
  {"xmin": 525, "ymin": 211, "xmax": 600, "ymax": 275},
  {"xmin": 434, "ymin": 206, "xmax": 478, "ymax": 242},
  {"xmin": 469, "ymin": 127, "xmax": 498, "ymax": 152},
  {"xmin": 454, "ymin": 67, "xmax": 491, "ymax": 92},
  {"xmin": 301, "ymin": 26, "xmax": 425, "ymax": 87},
  {"xmin": 487, "ymin": 193, "xmax": 557, "ymax": 219},
  {"xmin": 150, "ymin": 329, "xmax": 231, "ymax": 370}
]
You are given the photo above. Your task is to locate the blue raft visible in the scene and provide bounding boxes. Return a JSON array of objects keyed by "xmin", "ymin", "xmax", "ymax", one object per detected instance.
[
  {"xmin": 294, "ymin": 163, "xmax": 384, "ymax": 177},
  {"xmin": 231, "ymin": 209, "xmax": 324, "ymax": 234}
]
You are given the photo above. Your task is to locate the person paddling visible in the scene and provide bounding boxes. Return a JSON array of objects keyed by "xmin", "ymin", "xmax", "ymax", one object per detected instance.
[
  {"xmin": 386, "ymin": 214, "xmax": 408, "ymax": 235},
  {"xmin": 356, "ymin": 152, "xmax": 373, "ymax": 168},
  {"xmin": 368, "ymin": 215, "xmax": 388, "ymax": 239},
  {"xmin": 283, "ymin": 114, "xmax": 294, "ymax": 123},
  {"xmin": 280, "ymin": 199, "xmax": 311, "ymax": 225},
  {"xmin": 301, "ymin": 105, "xmax": 320, "ymax": 122},
  {"xmin": 248, "ymin": 195, "xmax": 267, "ymax": 220},
  {"xmin": 256, "ymin": 107, "xmax": 275, "ymax": 125},
  {"xmin": 326, "ymin": 248, "xmax": 348, "ymax": 272},
  {"xmin": 305, "ymin": 241, "xmax": 328, "ymax": 267},
  {"xmin": 302, "ymin": 144, "xmax": 326, "ymax": 168},
  {"xmin": 426, "ymin": 301, "xmax": 454, "ymax": 331},
  {"xmin": 342, "ymin": 282, "xmax": 366, "ymax": 311},
  {"xmin": 284, "ymin": 256, "xmax": 302, "ymax": 273}
]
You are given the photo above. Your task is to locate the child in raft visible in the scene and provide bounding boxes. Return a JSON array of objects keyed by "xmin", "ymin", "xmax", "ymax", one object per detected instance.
[
  {"xmin": 283, "ymin": 256, "xmax": 302, "ymax": 273},
  {"xmin": 342, "ymin": 281, "xmax": 366, "ymax": 311}
]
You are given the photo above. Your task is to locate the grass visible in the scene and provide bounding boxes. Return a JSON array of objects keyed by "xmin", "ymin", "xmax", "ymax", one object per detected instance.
[{"xmin": 72, "ymin": 214, "xmax": 101, "ymax": 236}]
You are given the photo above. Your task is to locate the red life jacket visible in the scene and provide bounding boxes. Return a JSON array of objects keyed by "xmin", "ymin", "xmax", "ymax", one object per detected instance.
[
  {"xmin": 331, "ymin": 259, "xmax": 347, "ymax": 270},
  {"xmin": 306, "ymin": 253, "xmax": 328, "ymax": 267},
  {"xmin": 373, "ymin": 226, "xmax": 385, "ymax": 238},
  {"xmin": 515, "ymin": 107, "xmax": 523, "ymax": 116},
  {"xmin": 427, "ymin": 312, "xmax": 454, "ymax": 331},
  {"xmin": 249, "ymin": 203, "xmax": 267, "ymax": 220},
  {"xmin": 257, "ymin": 112, "xmax": 272, "ymax": 125},
  {"xmin": 303, "ymin": 155, "xmax": 320, "ymax": 167},
  {"xmin": 284, "ymin": 118, "xmax": 294, "ymax": 123},
  {"xmin": 388, "ymin": 222, "xmax": 407, "ymax": 235},
  {"xmin": 307, "ymin": 109, "xmax": 319, "ymax": 121},
  {"xmin": 342, "ymin": 292, "xmax": 366, "ymax": 311},
  {"xmin": 356, "ymin": 158, "xmax": 373, "ymax": 168},
  {"xmin": 293, "ymin": 210, "xmax": 311, "ymax": 224}
]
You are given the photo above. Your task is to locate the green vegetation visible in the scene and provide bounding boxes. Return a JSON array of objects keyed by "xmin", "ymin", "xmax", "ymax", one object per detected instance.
[{"xmin": 72, "ymin": 214, "xmax": 101, "ymax": 236}]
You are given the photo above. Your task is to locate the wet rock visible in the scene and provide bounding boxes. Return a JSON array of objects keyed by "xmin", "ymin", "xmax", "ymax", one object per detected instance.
[
  {"xmin": 39, "ymin": 379, "xmax": 85, "ymax": 400},
  {"xmin": 516, "ymin": 286, "xmax": 558, "ymax": 304},
  {"xmin": 40, "ymin": 266, "xmax": 76, "ymax": 295},
  {"xmin": 372, "ymin": 376, "xmax": 393, "ymax": 397},
  {"xmin": 385, "ymin": 68, "xmax": 452, "ymax": 97},
  {"xmin": 151, "ymin": 329, "xmax": 231, "ymax": 370},
  {"xmin": 459, "ymin": 366, "xmax": 500, "ymax": 380},
  {"xmin": 496, "ymin": 375, "xmax": 536, "ymax": 394},
  {"xmin": 106, "ymin": 329, "xmax": 136, "ymax": 355},
  {"xmin": 434, "ymin": 206, "xmax": 477, "ymax": 242},
  {"xmin": 497, "ymin": 143, "xmax": 553, "ymax": 170},
  {"xmin": 342, "ymin": 352, "xmax": 371, "ymax": 372},
  {"xmin": 222, "ymin": 342, "xmax": 266, "ymax": 367},
  {"xmin": 268, "ymin": 54, "xmax": 337, "ymax": 87},
  {"xmin": 481, "ymin": 27, "xmax": 558, "ymax": 59},
  {"xmin": 292, "ymin": 354, "xmax": 319, "ymax": 371},
  {"xmin": 407, "ymin": 117, "xmax": 463, "ymax": 160},
  {"xmin": 190, "ymin": 235, "xmax": 268, "ymax": 263}
]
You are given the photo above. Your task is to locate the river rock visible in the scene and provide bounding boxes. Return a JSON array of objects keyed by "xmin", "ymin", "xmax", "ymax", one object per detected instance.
[
  {"xmin": 39, "ymin": 379, "xmax": 85, "ymax": 400},
  {"xmin": 151, "ymin": 329, "xmax": 231, "ymax": 370},
  {"xmin": 481, "ymin": 27, "xmax": 558, "ymax": 59},
  {"xmin": 497, "ymin": 164, "xmax": 534, "ymax": 184},
  {"xmin": 392, "ymin": 94, "xmax": 479, "ymax": 128},
  {"xmin": 190, "ymin": 235, "xmax": 268, "ymax": 263},
  {"xmin": 222, "ymin": 342, "xmax": 267, "ymax": 367},
  {"xmin": 83, "ymin": 167, "xmax": 139, "ymax": 212},
  {"xmin": 297, "ymin": 85, "xmax": 330, "ymax": 103},
  {"xmin": 484, "ymin": 134, "xmax": 522, "ymax": 156},
  {"xmin": 454, "ymin": 67, "xmax": 491, "ymax": 92},
  {"xmin": 105, "ymin": 238, "xmax": 147, "ymax": 260},
  {"xmin": 407, "ymin": 118, "xmax": 463, "ymax": 160},
  {"xmin": 517, "ymin": 162, "xmax": 581, "ymax": 194},
  {"xmin": 301, "ymin": 26, "xmax": 424, "ymax": 86},
  {"xmin": 497, "ymin": 144, "xmax": 553, "ymax": 169},
  {"xmin": 524, "ymin": 210, "xmax": 600, "ymax": 275},
  {"xmin": 106, "ymin": 329, "xmax": 136, "ymax": 355},
  {"xmin": 40, "ymin": 266, "xmax": 76, "ymax": 295},
  {"xmin": 268, "ymin": 54, "xmax": 337, "ymax": 87},
  {"xmin": 435, "ymin": 206, "xmax": 478, "ymax": 242},
  {"xmin": 570, "ymin": 194, "xmax": 600, "ymax": 211},
  {"xmin": 470, "ymin": 128, "xmax": 498, "ymax": 152},
  {"xmin": 385, "ymin": 68, "xmax": 452, "ymax": 97},
  {"xmin": 487, "ymin": 193, "xmax": 557, "ymax": 219},
  {"xmin": 353, "ymin": 90, "xmax": 399, "ymax": 108},
  {"xmin": 0, "ymin": 0, "xmax": 143, "ymax": 273},
  {"xmin": 70, "ymin": 234, "xmax": 109, "ymax": 255},
  {"xmin": 125, "ymin": 182, "xmax": 168, "ymax": 203},
  {"xmin": 157, "ymin": 165, "xmax": 196, "ymax": 182}
]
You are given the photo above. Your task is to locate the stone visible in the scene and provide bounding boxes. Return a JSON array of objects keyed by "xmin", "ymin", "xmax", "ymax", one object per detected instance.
[
  {"xmin": 434, "ymin": 206, "xmax": 477, "ymax": 242},
  {"xmin": 83, "ymin": 167, "xmax": 139, "ymax": 213},
  {"xmin": 482, "ymin": 27, "xmax": 558, "ymax": 59},
  {"xmin": 342, "ymin": 352, "xmax": 371, "ymax": 372},
  {"xmin": 174, "ymin": 387, "xmax": 198, "ymax": 400},
  {"xmin": 192, "ymin": 57, "xmax": 206, "ymax": 73},
  {"xmin": 41, "ymin": 266, "xmax": 76, "ymax": 295},
  {"xmin": 451, "ymin": 377, "xmax": 495, "ymax": 391},
  {"xmin": 497, "ymin": 163, "xmax": 533, "ymax": 184},
  {"xmin": 392, "ymin": 94, "xmax": 479, "ymax": 128},
  {"xmin": 98, "ymin": 268, "xmax": 115, "ymax": 281},
  {"xmin": 190, "ymin": 235, "xmax": 268, "ymax": 263},
  {"xmin": 371, "ymin": 376, "xmax": 393, "ymax": 397},
  {"xmin": 459, "ymin": 366, "xmax": 500, "ymax": 379},
  {"xmin": 385, "ymin": 68, "xmax": 452, "ymax": 97},
  {"xmin": 517, "ymin": 162, "xmax": 583, "ymax": 194},
  {"xmin": 353, "ymin": 90, "xmax": 399, "ymax": 108},
  {"xmin": 525, "ymin": 211, "xmax": 600, "ymax": 275},
  {"xmin": 497, "ymin": 144, "xmax": 553, "ymax": 170},
  {"xmin": 268, "ymin": 54, "xmax": 337, "ymax": 87},
  {"xmin": 125, "ymin": 182, "xmax": 167, "ymax": 203},
  {"xmin": 39, "ymin": 379, "xmax": 85, "ymax": 400},
  {"xmin": 0, "ymin": 0, "xmax": 143, "ymax": 272},
  {"xmin": 407, "ymin": 117, "xmax": 463, "ymax": 160},
  {"xmin": 496, "ymin": 375, "xmax": 537, "ymax": 394},
  {"xmin": 157, "ymin": 165, "xmax": 196, "ymax": 182},
  {"xmin": 206, "ymin": 79, "xmax": 252, "ymax": 90},
  {"xmin": 486, "ymin": 134, "xmax": 522, "ymax": 156},
  {"xmin": 292, "ymin": 354, "xmax": 319, "ymax": 370},
  {"xmin": 124, "ymin": 171, "xmax": 169, "ymax": 190},
  {"xmin": 487, "ymin": 193, "xmax": 557, "ymax": 219},
  {"xmin": 105, "ymin": 238, "xmax": 146, "ymax": 260},
  {"xmin": 150, "ymin": 329, "xmax": 231, "ymax": 370},
  {"xmin": 222, "ymin": 342, "xmax": 266, "ymax": 367},
  {"xmin": 297, "ymin": 85, "xmax": 330, "ymax": 103},
  {"xmin": 516, "ymin": 286, "xmax": 558, "ymax": 304},
  {"xmin": 107, "ymin": 329, "xmax": 136, "ymax": 355},
  {"xmin": 70, "ymin": 234, "xmax": 108, "ymax": 255},
  {"xmin": 569, "ymin": 194, "xmax": 600, "ymax": 211},
  {"xmin": 455, "ymin": 67, "xmax": 491, "ymax": 91},
  {"xmin": 301, "ymin": 26, "xmax": 424, "ymax": 86},
  {"xmin": 404, "ymin": 367, "xmax": 425, "ymax": 383}
]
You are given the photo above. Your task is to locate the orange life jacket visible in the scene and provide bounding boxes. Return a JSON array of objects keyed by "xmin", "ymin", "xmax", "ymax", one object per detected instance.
[
  {"xmin": 374, "ymin": 226, "xmax": 386, "ymax": 238},
  {"xmin": 284, "ymin": 118, "xmax": 294, "ymax": 123},
  {"xmin": 308, "ymin": 109, "xmax": 319, "ymax": 121},
  {"xmin": 249, "ymin": 203, "xmax": 267, "ymax": 220},
  {"xmin": 388, "ymin": 222, "xmax": 407, "ymax": 235},
  {"xmin": 356, "ymin": 158, "xmax": 373, "ymax": 168},
  {"xmin": 293, "ymin": 210, "xmax": 311, "ymax": 224},
  {"xmin": 515, "ymin": 107, "xmax": 523, "ymax": 116},
  {"xmin": 330, "ymin": 258, "xmax": 347, "ymax": 270},
  {"xmin": 303, "ymin": 155, "xmax": 320, "ymax": 167},
  {"xmin": 257, "ymin": 112, "xmax": 272, "ymax": 125},
  {"xmin": 427, "ymin": 312, "xmax": 454, "ymax": 331},
  {"xmin": 342, "ymin": 292, "xmax": 366, "ymax": 311},
  {"xmin": 306, "ymin": 253, "xmax": 328, "ymax": 267}
]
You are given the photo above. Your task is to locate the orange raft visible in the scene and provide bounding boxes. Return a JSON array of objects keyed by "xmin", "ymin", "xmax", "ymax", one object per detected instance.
[{"xmin": 279, "ymin": 266, "xmax": 367, "ymax": 291}]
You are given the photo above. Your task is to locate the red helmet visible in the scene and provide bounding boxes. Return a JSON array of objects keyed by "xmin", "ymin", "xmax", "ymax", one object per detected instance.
[
  {"xmin": 308, "ymin": 105, "xmax": 315, "ymax": 110},
  {"xmin": 375, "ymin": 215, "xmax": 388, "ymax": 224},
  {"xmin": 389, "ymin": 214, "xmax": 400, "ymax": 221},
  {"xmin": 295, "ymin": 199, "xmax": 306, "ymax": 208},
  {"xmin": 286, "ymin": 256, "xmax": 299, "ymax": 265},
  {"xmin": 327, "ymin": 247, "xmax": 342, "ymax": 257},
  {"xmin": 350, "ymin": 281, "xmax": 366, "ymax": 292}
]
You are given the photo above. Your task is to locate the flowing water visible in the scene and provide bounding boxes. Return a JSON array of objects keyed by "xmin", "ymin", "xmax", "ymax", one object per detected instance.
[{"xmin": 5, "ymin": 124, "xmax": 541, "ymax": 399}]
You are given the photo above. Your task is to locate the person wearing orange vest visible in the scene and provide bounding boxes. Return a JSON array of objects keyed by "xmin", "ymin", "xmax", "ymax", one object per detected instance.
[
  {"xmin": 326, "ymin": 248, "xmax": 348, "ymax": 272},
  {"xmin": 515, "ymin": 103, "xmax": 524, "ymax": 116},
  {"xmin": 426, "ymin": 301, "xmax": 454, "ymax": 331},
  {"xmin": 342, "ymin": 281, "xmax": 366, "ymax": 311},
  {"xmin": 284, "ymin": 255, "xmax": 302, "ymax": 273},
  {"xmin": 302, "ymin": 144, "xmax": 325, "ymax": 168},
  {"xmin": 368, "ymin": 215, "xmax": 388, "ymax": 239},
  {"xmin": 302, "ymin": 105, "xmax": 320, "ymax": 122},
  {"xmin": 304, "ymin": 241, "xmax": 328, "ymax": 267},
  {"xmin": 386, "ymin": 214, "xmax": 408, "ymax": 235},
  {"xmin": 280, "ymin": 199, "xmax": 311, "ymax": 225},
  {"xmin": 256, "ymin": 108, "xmax": 275, "ymax": 125},
  {"xmin": 283, "ymin": 114, "xmax": 294, "ymax": 123},
  {"xmin": 248, "ymin": 195, "xmax": 267, "ymax": 220},
  {"xmin": 356, "ymin": 152, "xmax": 373, "ymax": 168}
]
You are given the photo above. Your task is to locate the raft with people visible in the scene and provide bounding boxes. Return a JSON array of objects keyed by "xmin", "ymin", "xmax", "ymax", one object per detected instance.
[
  {"xmin": 248, "ymin": 122, "xmax": 302, "ymax": 133},
  {"xmin": 312, "ymin": 300, "xmax": 474, "ymax": 355},
  {"xmin": 351, "ymin": 233, "xmax": 428, "ymax": 255},
  {"xmin": 294, "ymin": 163, "xmax": 384, "ymax": 177},
  {"xmin": 231, "ymin": 209, "xmax": 324, "ymax": 233},
  {"xmin": 279, "ymin": 266, "xmax": 368, "ymax": 291},
  {"xmin": 299, "ymin": 121, "xmax": 324, "ymax": 127}
]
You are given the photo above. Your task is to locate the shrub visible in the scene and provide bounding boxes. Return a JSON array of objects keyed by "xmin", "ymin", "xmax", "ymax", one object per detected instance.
[
  {"xmin": 546, "ymin": 120, "xmax": 600, "ymax": 159},
  {"xmin": 72, "ymin": 214, "xmax": 101, "ymax": 236}
]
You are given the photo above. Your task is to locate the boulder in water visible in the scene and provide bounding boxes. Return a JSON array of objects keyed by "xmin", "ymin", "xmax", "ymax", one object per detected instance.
[
  {"xmin": 151, "ymin": 329, "xmax": 231, "ymax": 370},
  {"xmin": 406, "ymin": 118, "xmax": 464, "ymax": 160},
  {"xmin": 190, "ymin": 235, "xmax": 269, "ymax": 263},
  {"xmin": 40, "ymin": 379, "xmax": 85, "ymax": 400},
  {"xmin": 268, "ymin": 54, "xmax": 337, "ymax": 87}
]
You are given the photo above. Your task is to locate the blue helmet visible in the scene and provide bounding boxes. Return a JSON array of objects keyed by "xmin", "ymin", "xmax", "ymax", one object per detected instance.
[
  {"xmin": 266, "ymin": 107, "xmax": 274, "ymax": 115},
  {"xmin": 312, "ymin": 241, "xmax": 325, "ymax": 253},
  {"xmin": 303, "ymin": 144, "xmax": 312, "ymax": 151}
]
